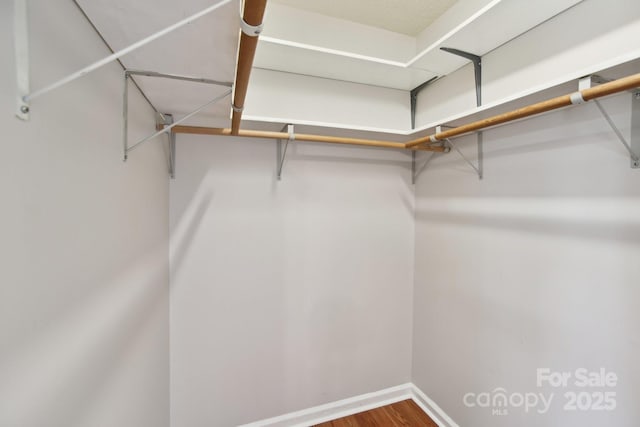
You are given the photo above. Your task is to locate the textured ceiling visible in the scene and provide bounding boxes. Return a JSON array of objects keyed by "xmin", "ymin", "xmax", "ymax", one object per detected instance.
[{"xmin": 271, "ymin": 0, "xmax": 459, "ymax": 36}]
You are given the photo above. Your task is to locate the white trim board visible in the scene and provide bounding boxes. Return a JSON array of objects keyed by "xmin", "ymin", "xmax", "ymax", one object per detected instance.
[{"xmin": 237, "ymin": 383, "xmax": 459, "ymax": 427}]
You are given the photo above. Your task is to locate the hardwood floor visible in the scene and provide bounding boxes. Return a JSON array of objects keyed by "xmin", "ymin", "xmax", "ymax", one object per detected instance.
[{"xmin": 313, "ymin": 399, "xmax": 439, "ymax": 427}]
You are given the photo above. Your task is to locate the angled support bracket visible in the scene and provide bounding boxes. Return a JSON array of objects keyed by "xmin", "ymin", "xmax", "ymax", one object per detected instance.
[
  {"xmin": 14, "ymin": 0, "xmax": 30, "ymax": 120},
  {"xmin": 19, "ymin": 0, "xmax": 234, "ymax": 110},
  {"xmin": 580, "ymin": 76, "xmax": 640, "ymax": 168},
  {"xmin": 441, "ymin": 125, "xmax": 483, "ymax": 179},
  {"xmin": 440, "ymin": 47, "xmax": 484, "ymax": 178},
  {"xmin": 410, "ymin": 76, "xmax": 439, "ymax": 129},
  {"xmin": 156, "ymin": 113, "xmax": 176, "ymax": 179},
  {"xmin": 411, "ymin": 124, "xmax": 452, "ymax": 184},
  {"xmin": 594, "ymin": 98, "xmax": 640, "ymax": 168},
  {"xmin": 632, "ymin": 90, "xmax": 640, "ymax": 169},
  {"xmin": 411, "ymin": 150, "xmax": 439, "ymax": 184},
  {"xmin": 277, "ymin": 124, "xmax": 294, "ymax": 180},
  {"xmin": 122, "ymin": 67, "xmax": 231, "ymax": 161},
  {"xmin": 441, "ymin": 47, "xmax": 482, "ymax": 107}
]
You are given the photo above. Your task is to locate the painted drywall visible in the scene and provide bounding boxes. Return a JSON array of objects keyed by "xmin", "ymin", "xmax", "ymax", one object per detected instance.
[
  {"xmin": 244, "ymin": 68, "xmax": 411, "ymax": 132},
  {"xmin": 170, "ymin": 135, "xmax": 414, "ymax": 426},
  {"xmin": 412, "ymin": 70, "xmax": 640, "ymax": 427},
  {"xmin": 0, "ymin": 2, "xmax": 169, "ymax": 427}
]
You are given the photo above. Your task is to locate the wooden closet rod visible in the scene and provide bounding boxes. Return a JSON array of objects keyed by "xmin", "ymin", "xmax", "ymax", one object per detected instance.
[
  {"xmin": 171, "ymin": 126, "xmax": 447, "ymax": 152},
  {"xmin": 231, "ymin": 0, "xmax": 268, "ymax": 135},
  {"xmin": 406, "ymin": 72, "xmax": 640, "ymax": 148}
]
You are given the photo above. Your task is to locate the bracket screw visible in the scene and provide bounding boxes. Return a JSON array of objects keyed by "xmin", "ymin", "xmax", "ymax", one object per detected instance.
[
  {"xmin": 20, "ymin": 105, "xmax": 29, "ymax": 114},
  {"xmin": 635, "ymin": 92, "xmax": 640, "ymax": 100}
]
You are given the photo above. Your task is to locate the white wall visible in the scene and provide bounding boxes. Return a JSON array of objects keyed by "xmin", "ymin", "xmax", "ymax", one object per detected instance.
[
  {"xmin": 245, "ymin": 69, "xmax": 411, "ymax": 132},
  {"xmin": 412, "ymin": 77, "xmax": 640, "ymax": 426},
  {"xmin": 0, "ymin": 2, "xmax": 169, "ymax": 427},
  {"xmin": 170, "ymin": 135, "xmax": 415, "ymax": 426},
  {"xmin": 412, "ymin": 3, "xmax": 640, "ymax": 425}
]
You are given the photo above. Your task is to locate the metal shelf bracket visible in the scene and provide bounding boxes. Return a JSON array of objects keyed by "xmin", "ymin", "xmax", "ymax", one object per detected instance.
[
  {"xmin": 440, "ymin": 124, "xmax": 483, "ymax": 180},
  {"xmin": 439, "ymin": 48, "xmax": 483, "ymax": 179},
  {"xmin": 441, "ymin": 47, "xmax": 482, "ymax": 107},
  {"xmin": 632, "ymin": 90, "xmax": 640, "ymax": 169},
  {"xmin": 155, "ymin": 113, "xmax": 176, "ymax": 179},
  {"xmin": 277, "ymin": 124, "xmax": 294, "ymax": 180},
  {"xmin": 410, "ymin": 76, "xmax": 439, "ymax": 129},
  {"xmin": 412, "ymin": 150, "xmax": 438, "ymax": 184},
  {"xmin": 582, "ymin": 76, "xmax": 640, "ymax": 168},
  {"xmin": 122, "ymin": 68, "xmax": 231, "ymax": 167},
  {"xmin": 14, "ymin": 0, "xmax": 30, "ymax": 120}
]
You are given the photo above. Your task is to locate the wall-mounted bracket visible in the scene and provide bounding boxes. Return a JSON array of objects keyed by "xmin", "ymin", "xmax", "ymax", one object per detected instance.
[
  {"xmin": 632, "ymin": 91, "xmax": 640, "ymax": 169},
  {"xmin": 169, "ymin": 127, "xmax": 176, "ymax": 179},
  {"xmin": 441, "ymin": 47, "xmax": 482, "ymax": 107},
  {"xmin": 581, "ymin": 75, "xmax": 640, "ymax": 168},
  {"xmin": 14, "ymin": 0, "xmax": 30, "ymax": 120},
  {"xmin": 122, "ymin": 68, "xmax": 231, "ymax": 162},
  {"xmin": 410, "ymin": 76, "xmax": 439, "ymax": 129},
  {"xmin": 277, "ymin": 124, "xmax": 294, "ymax": 180},
  {"xmin": 156, "ymin": 113, "xmax": 176, "ymax": 179},
  {"xmin": 441, "ymin": 125, "xmax": 483, "ymax": 179},
  {"xmin": 411, "ymin": 150, "xmax": 439, "ymax": 184}
]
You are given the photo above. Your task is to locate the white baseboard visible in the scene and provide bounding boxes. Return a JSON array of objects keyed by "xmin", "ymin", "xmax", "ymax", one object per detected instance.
[
  {"xmin": 410, "ymin": 384, "xmax": 460, "ymax": 427},
  {"xmin": 237, "ymin": 383, "xmax": 458, "ymax": 427}
]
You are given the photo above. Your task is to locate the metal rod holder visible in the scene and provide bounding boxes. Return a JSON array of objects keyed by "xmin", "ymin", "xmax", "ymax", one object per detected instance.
[
  {"xmin": 411, "ymin": 150, "xmax": 438, "ymax": 184},
  {"xmin": 582, "ymin": 75, "xmax": 640, "ymax": 169},
  {"xmin": 440, "ymin": 122, "xmax": 482, "ymax": 179},
  {"xmin": 156, "ymin": 113, "xmax": 176, "ymax": 179},
  {"xmin": 122, "ymin": 66, "xmax": 232, "ymax": 167},
  {"xmin": 632, "ymin": 91, "xmax": 640, "ymax": 169},
  {"xmin": 277, "ymin": 124, "xmax": 294, "ymax": 180},
  {"xmin": 126, "ymin": 90, "xmax": 231, "ymax": 154}
]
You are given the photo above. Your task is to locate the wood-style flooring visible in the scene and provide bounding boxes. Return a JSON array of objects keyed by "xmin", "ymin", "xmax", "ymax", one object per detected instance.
[{"xmin": 313, "ymin": 399, "xmax": 439, "ymax": 426}]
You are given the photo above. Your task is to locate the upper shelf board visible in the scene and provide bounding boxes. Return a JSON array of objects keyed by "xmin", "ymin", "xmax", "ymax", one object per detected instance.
[{"xmin": 254, "ymin": 0, "xmax": 584, "ymax": 90}]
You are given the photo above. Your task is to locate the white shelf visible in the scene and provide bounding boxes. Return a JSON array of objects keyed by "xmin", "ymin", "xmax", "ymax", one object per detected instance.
[
  {"xmin": 254, "ymin": 0, "xmax": 583, "ymax": 90},
  {"xmin": 240, "ymin": 54, "xmax": 640, "ymax": 140}
]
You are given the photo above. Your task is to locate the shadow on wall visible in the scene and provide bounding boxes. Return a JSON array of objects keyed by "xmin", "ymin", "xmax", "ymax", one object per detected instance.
[
  {"xmin": 0, "ymin": 245, "xmax": 168, "ymax": 427},
  {"xmin": 415, "ymin": 196, "xmax": 640, "ymax": 245},
  {"xmin": 170, "ymin": 189, "xmax": 214, "ymax": 280},
  {"xmin": 412, "ymin": 94, "xmax": 640, "ymax": 425}
]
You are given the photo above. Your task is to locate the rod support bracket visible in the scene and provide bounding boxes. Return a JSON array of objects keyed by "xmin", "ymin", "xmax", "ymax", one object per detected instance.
[
  {"xmin": 584, "ymin": 75, "xmax": 640, "ymax": 169},
  {"xmin": 412, "ymin": 149, "xmax": 439, "ymax": 184},
  {"xmin": 277, "ymin": 124, "xmax": 294, "ymax": 180},
  {"xmin": 14, "ymin": 0, "xmax": 30, "ymax": 121},
  {"xmin": 445, "ymin": 134, "xmax": 483, "ymax": 180},
  {"xmin": 156, "ymin": 113, "xmax": 177, "ymax": 179},
  {"xmin": 631, "ymin": 90, "xmax": 640, "ymax": 169}
]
